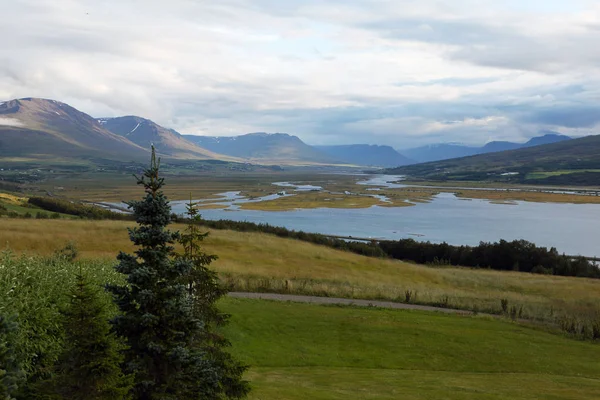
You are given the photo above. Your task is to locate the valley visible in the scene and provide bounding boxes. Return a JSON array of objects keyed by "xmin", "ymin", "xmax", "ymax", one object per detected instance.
[
  {"xmin": 4, "ymin": 2, "xmax": 600, "ymax": 398},
  {"xmin": 2, "ymin": 97, "xmax": 600, "ymax": 400}
]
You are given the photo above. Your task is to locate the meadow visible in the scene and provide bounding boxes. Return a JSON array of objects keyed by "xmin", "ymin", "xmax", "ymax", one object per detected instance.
[
  {"xmin": 2, "ymin": 218, "xmax": 600, "ymax": 330},
  {"xmin": 2, "ymin": 250, "xmax": 599, "ymax": 400},
  {"xmin": 224, "ymin": 298, "xmax": 600, "ymax": 400}
]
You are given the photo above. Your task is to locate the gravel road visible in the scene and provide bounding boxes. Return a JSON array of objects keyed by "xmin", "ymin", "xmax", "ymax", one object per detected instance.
[{"xmin": 228, "ymin": 292, "xmax": 472, "ymax": 315}]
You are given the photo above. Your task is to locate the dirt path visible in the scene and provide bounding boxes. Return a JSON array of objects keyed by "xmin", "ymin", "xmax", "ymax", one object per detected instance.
[{"xmin": 228, "ymin": 292, "xmax": 472, "ymax": 315}]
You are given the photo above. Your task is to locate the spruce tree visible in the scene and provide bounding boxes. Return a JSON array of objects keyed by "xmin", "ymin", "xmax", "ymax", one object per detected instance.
[
  {"xmin": 177, "ymin": 198, "xmax": 249, "ymax": 399},
  {"xmin": 50, "ymin": 273, "xmax": 131, "ymax": 400},
  {"xmin": 107, "ymin": 148, "xmax": 222, "ymax": 399}
]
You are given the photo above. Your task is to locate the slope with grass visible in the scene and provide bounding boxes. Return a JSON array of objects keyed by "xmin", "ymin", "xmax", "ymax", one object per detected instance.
[
  {"xmin": 223, "ymin": 298, "xmax": 600, "ymax": 400},
  {"xmin": 100, "ymin": 116, "xmax": 239, "ymax": 161},
  {"xmin": 2, "ymin": 218, "xmax": 599, "ymax": 324},
  {"xmin": 0, "ymin": 98, "xmax": 148, "ymax": 160},
  {"xmin": 2, "ymin": 252, "xmax": 598, "ymax": 399},
  {"xmin": 389, "ymin": 134, "xmax": 600, "ymax": 184}
]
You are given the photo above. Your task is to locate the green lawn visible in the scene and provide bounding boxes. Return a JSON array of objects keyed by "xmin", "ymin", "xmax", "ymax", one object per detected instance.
[{"xmin": 222, "ymin": 298, "xmax": 600, "ymax": 400}]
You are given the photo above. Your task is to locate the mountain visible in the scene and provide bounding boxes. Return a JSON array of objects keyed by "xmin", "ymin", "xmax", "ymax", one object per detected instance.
[
  {"xmin": 479, "ymin": 141, "xmax": 522, "ymax": 154},
  {"xmin": 401, "ymin": 133, "xmax": 572, "ymax": 163},
  {"xmin": 401, "ymin": 144, "xmax": 479, "ymax": 163},
  {"xmin": 183, "ymin": 133, "xmax": 339, "ymax": 164},
  {"xmin": 0, "ymin": 98, "xmax": 147, "ymax": 160},
  {"xmin": 523, "ymin": 133, "xmax": 571, "ymax": 148},
  {"xmin": 99, "ymin": 116, "xmax": 233, "ymax": 160},
  {"xmin": 314, "ymin": 144, "xmax": 414, "ymax": 167},
  {"xmin": 385, "ymin": 134, "xmax": 600, "ymax": 184}
]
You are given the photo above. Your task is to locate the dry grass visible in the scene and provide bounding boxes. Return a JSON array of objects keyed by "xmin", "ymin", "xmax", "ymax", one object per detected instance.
[
  {"xmin": 30, "ymin": 172, "xmax": 362, "ymax": 202},
  {"xmin": 240, "ymin": 192, "xmax": 385, "ymax": 210},
  {"xmin": 0, "ymin": 193, "xmax": 26, "ymax": 204},
  {"xmin": 2, "ymin": 218, "xmax": 600, "ymax": 321}
]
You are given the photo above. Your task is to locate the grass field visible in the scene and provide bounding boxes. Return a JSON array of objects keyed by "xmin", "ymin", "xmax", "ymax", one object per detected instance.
[
  {"xmin": 222, "ymin": 298, "xmax": 600, "ymax": 399},
  {"xmin": 526, "ymin": 169, "xmax": 600, "ymax": 180},
  {"xmin": 2, "ymin": 218, "xmax": 599, "ymax": 324},
  {"xmin": 2, "ymin": 249, "xmax": 598, "ymax": 399},
  {"xmin": 0, "ymin": 193, "xmax": 73, "ymax": 218}
]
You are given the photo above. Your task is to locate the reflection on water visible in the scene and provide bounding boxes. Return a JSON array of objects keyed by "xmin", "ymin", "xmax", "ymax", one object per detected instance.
[
  {"xmin": 272, "ymin": 182, "xmax": 323, "ymax": 191},
  {"xmin": 105, "ymin": 175, "xmax": 600, "ymax": 256}
]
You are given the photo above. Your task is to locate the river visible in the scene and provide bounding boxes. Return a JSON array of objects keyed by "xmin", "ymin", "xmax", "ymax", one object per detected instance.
[{"xmin": 110, "ymin": 175, "xmax": 600, "ymax": 257}]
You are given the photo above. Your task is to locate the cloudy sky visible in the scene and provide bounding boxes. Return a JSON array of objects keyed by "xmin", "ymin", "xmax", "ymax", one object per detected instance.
[{"xmin": 2, "ymin": 0, "xmax": 600, "ymax": 148}]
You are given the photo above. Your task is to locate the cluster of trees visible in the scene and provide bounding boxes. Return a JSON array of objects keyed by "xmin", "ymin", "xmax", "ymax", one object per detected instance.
[
  {"xmin": 191, "ymin": 218, "xmax": 599, "ymax": 279},
  {"xmin": 28, "ymin": 197, "xmax": 132, "ymax": 220},
  {"xmin": 0, "ymin": 209, "xmax": 62, "ymax": 219},
  {"xmin": 378, "ymin": 239, "xmax": 600, "ymax": 278},
  {"xmin": 2, "ymin": 149, "xmax": 249, "ymax": 399}
]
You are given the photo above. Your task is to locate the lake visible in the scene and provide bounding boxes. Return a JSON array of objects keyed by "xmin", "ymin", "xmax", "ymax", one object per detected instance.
[{"xmin": 113, "ymin": 175, "xmax": 600, "ymax": 257}]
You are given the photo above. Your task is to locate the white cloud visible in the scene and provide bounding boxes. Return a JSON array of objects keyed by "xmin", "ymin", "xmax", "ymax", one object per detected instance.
[{"xmin": 1, "ymin": 0, "xmax": 599, "ymax": 147}]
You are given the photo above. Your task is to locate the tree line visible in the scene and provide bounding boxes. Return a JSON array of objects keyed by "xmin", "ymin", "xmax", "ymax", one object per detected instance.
[
  {"xmin": 192, "ymin": 219, "xmax": 600, "ymax": 279},
  {"xmin": 27, "ymin": 197, "xmax": 132, "ymax": 220}
]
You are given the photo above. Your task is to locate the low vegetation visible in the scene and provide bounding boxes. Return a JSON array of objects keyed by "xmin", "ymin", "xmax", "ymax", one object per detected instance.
[
  {"xmin": 27, "ymin": 197, "xmax": 131, "ymax": 220},
  {"xmin": 0, "ymin": 149, "xmax": 247, "ymax": 399},
  {"xmin": 2, "ymin": 218, "xmax": 600, "ymax": 339},
  {"xmin": 222, "ymin": 298, "xmax": 600, "ymax": 400},
  {"xmin": 3, "ymin": 252, "xmax": 599, "ymax": 399}
]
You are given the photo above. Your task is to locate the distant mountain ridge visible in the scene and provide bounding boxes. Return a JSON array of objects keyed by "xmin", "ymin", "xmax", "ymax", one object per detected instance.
[
  {"xmin": 314, "ymin": 144, "xmax": 413, "ymax": 167},
  {"xmin": 0, "ymin": 98, "xmax": 148, "ymax": 160},
  {"xmin": 402, "ymin": 133, "xmax": 572, "ymax": 163},
  {"xmin": 99, "ymin": 116, "xmax": 235, "ymax": 160},
  {"xmin": 386, "ymin": 134, "xmax": 600, "ymax": 184},
  {"xmin": 183, "ymin": 133, "xmax": 340, "ymax": 164}
]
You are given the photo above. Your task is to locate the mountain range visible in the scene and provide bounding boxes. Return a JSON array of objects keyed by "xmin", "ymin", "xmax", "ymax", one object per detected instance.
[
  {"xmin": 314, "ymin": 145, "xmax": 413, "ymax": 167},
  {"xmin": 387, "ymin": 134, "xmax": 600, "ymax": 184},
  {"xmin": 183, "ymin": 133, "xmax": 337, "ymax": 164},
  {"xmin": 402, "ymin": 133, "xmax": 571, "ymax": 163},
  {"xmin": 99, "ymin": 116, "xmax": 234, "ymax": 160},
  {"xmin": 0, "ymin": 98, "xmax": 591, "ymax": 174},
  {"xmin": 0, "ymin": 98, "xmax": 148, "ymax": 160}
]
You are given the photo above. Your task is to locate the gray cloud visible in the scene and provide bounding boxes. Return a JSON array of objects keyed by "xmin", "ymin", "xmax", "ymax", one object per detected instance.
[{"xmin": 1, "ymin": 0, "xmax": 600, "ymax": 148}]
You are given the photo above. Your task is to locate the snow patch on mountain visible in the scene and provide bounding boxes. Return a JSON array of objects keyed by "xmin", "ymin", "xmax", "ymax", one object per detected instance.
[{"xmin": 129, "ymin": 122, "xmax": 141, "ymax": 134}]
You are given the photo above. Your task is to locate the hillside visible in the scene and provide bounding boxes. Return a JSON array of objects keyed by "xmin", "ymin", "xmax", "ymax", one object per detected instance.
[
  {"xmin": 387, "ymin": 134, "xmax": 600, "ymax": 184},
  {"xmin": 184, "ymin": 132, "xmax": 340, "ymax": 164},
  {"xmin": 314, "ymin": 144, "xmax": 413, "ymax": 167},
  {"xmin": 99, "ymin": 116, "xmax": 235, "ymax": 160},
  {"xmin": 402, "ymin": 133, "xmax": 571, "ymax": 163},
  {"xmin": 0, "ymin": 98, "xmax": 148, "ymax": 160}
]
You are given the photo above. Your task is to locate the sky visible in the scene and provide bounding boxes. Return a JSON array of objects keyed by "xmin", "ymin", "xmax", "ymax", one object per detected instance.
[{"xmin": 1, "ymin": 0, "xmax": 600, "ymax": 149}]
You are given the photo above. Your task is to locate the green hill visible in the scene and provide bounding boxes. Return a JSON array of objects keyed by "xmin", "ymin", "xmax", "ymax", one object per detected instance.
[{"xmin": 386, "ymin": 134, "xmax": 600, "ymax": 185}]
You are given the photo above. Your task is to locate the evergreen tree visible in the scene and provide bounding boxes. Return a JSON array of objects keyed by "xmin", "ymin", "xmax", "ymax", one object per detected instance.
[
  {"xmin": 107, "ymin": 148, "xmax": 223, "ymax": 399},
  {"xmin": 0, "ymin": 314, "xmax": 24, "ymax": 400},
  {"xmin": 177, "ymin": 198, "xmax": 249, "ymax": 399},
  {"xmin": 50, "ymin": 273, "xmax": 131, "ymax": 400}
]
